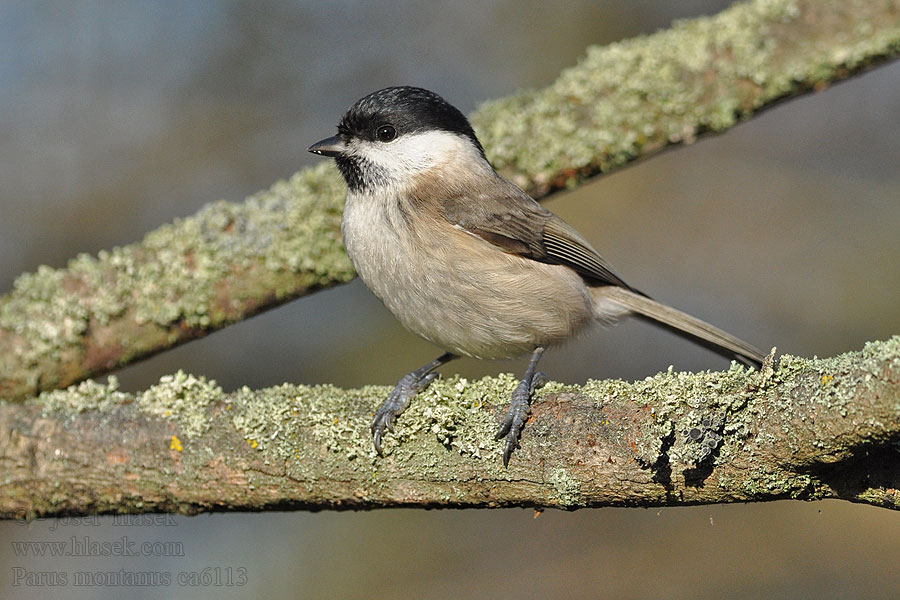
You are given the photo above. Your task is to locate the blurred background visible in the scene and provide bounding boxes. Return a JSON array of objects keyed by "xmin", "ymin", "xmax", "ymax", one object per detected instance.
[{"xmin": 1, "ymin": 1, "xmax": 899, "ymax": 598}]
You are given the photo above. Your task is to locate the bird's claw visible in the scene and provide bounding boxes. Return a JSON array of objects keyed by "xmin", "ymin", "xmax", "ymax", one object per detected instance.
[
  {"xmin": 495, "ymin": 372, "xmax": 547, "ymax": 466},
  {"xmin": 371, "ymin": 371, "xmax": 439, "ymax": 456}
]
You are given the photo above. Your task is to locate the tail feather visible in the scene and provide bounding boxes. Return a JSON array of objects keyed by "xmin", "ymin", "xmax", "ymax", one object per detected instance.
[{"xmin": 599, "ymin": 286, "xmax": 766, "ymax": 368}]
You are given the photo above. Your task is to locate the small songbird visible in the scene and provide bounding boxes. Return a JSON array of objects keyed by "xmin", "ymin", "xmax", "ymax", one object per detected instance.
[{"xmin": 309, "ymin": 86, "xmax": 764, "ymax": 465}]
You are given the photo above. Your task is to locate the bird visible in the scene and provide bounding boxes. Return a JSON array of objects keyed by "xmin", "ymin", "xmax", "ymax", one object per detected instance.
[{"xmin": 308, "ymin": 86, "xmax": 765, "ymax": 465}]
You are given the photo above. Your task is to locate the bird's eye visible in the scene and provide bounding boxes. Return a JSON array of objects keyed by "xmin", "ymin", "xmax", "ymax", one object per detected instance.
[{"xmin": 375, "ymin": 124, "xmax": 397, "ymax": 142}]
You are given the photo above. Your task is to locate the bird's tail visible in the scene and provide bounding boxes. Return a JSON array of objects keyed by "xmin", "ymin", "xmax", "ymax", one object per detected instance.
[{"xmin": 597, "ymin": 286, "xmax": 766, "ymax": 368}]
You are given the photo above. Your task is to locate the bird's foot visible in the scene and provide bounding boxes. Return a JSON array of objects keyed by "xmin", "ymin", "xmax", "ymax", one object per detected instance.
[
  {"xmin": 495, "ymin": 371, "xmax": 548, "ymax": 466},
  {"xmin": 371, "ymin": 371, "xmax": 440, "ymax": 456}
]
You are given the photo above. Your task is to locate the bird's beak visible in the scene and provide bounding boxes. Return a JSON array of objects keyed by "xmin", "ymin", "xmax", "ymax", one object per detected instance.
[{"xmin": 307, "ymin": 136, "xmax": 347, "ymax": 157}]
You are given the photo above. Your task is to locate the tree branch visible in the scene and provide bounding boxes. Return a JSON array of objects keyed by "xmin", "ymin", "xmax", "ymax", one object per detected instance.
[
  {"xmin": 2, "ymin": 0, "xmax": 899, "ymax": 402},
  {"xmin": 2, "ymin": 338, "xmax": 898, "ymax": 519}
]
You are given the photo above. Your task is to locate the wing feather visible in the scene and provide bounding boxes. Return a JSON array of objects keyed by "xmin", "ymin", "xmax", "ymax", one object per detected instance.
[{"xmin": 439, "ymin": 177, "xmax": 635, "ymax": 290}]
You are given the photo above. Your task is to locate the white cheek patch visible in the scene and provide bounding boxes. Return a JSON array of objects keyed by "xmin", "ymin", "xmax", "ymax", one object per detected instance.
[{"xmin": 349, "ymin": 130, "xmax": 479, "ymax": 180}]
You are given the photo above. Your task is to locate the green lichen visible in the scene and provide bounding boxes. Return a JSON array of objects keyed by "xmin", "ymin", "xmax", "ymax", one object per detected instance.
[
  {"xmin": 38, "ymin": 376, "xmax": 131, "ymax": 416},
  {"xmin": 755, "ymin": 337, "xmax": 900, "ymax": 442},
  {"xmin": 21, "ymin": 337, "xmax": 899, "ymax": 510},
  {"xmin": 471, "ymin": 0, "xmax": 900, "ymax": 189},
  {"xmin": 0, "ymin": 163, "xmax": 353, "ymax": 371},
  {"xmin": 1, "ymin": 266, "xmax": 92, "ymax": 363},
  {"xmin": 549, "ymin": 467, "xmax": 583, "ymax": 507},
  {"xmin": 586, "ymin": 361, "xmax": 754, "ymax": 470},
  {"xmin": 397, "ymin": 374, "xmax": 519, "ymax": 461},
  {"xmin": 35, "ymin": 371, "xmax": 223, "ymax": 440},
  {"xmin": 137, "ymin": 370, "xmax": 222, "ymax": 438},
  {"xmin": 225, "ymin": 373, "xmax": 522, "ymax": 476},
  {"xmin": 858, "ymin": 487, "xmax": 900, "ymax": 508},
  {"xmin": 227, "ymin": 381, "xmax": 370, "ymax": 466}
]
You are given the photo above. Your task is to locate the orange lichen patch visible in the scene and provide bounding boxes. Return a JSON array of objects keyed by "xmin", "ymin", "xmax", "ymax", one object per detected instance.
[
  {"xmin": 169, "ymin": 435, "xmax": 183, "ymax": 452},
  {"xmin": 821, "ymin": 374, "xmax": 834, "ymax": 385}
]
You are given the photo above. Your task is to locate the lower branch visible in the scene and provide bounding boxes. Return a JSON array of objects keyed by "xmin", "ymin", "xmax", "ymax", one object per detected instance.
[{"xmin": 2, "ymin": 338, "xmax": 899, "ymax": 519}]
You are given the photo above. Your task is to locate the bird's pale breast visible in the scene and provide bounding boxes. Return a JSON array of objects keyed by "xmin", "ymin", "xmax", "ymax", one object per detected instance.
[{"xmin": 342, "ymin": 190, "xmax": 595, "ymax": 359}]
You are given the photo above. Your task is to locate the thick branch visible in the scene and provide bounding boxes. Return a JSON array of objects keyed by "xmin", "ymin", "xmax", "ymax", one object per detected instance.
[
  {"xmin": 2, "ymin": 338, "xmax": 898, "ymax": 519},
  {"xmin": 2, "ymin": 0, "xmax": 899, "ymax": 401}
]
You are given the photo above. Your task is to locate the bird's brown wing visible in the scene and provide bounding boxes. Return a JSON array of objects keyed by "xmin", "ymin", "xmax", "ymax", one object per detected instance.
[
  {"xmin": 438, "ymin": 178, "xmax": 764, "ymax": 366},
  {"xmin": 439, "ymin": 179, "xmax": 634, "ymax": 290}
]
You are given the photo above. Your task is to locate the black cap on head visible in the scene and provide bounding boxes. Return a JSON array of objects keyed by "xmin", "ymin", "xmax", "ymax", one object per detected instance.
[{"xmin": 337, "ymin": 86, "xmax": 485, "ymax": 157}]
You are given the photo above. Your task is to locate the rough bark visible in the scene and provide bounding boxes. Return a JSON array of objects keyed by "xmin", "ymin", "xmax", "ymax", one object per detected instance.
[
  {"xmin": 2, "ymin": 338, "xmax": 898, "ymax": 519},
  {"xmin": 2, "ymin": 0, "xmax": 900, "ymax": 402}
]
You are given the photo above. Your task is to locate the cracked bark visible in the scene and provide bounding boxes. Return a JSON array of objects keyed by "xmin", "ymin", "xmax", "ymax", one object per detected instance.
[{"xmin": 1, "ymin": 339, "xmax": 898, "ymax": 519}]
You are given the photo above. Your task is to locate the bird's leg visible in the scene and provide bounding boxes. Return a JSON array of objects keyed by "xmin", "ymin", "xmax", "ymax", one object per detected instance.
[
  {"xmin": 495, "ymin": 347, "xmax": 548, "ymax": 466},
  {"xmin": 371, "ymin": 352, "xmax": 458, "ymax": 455}
]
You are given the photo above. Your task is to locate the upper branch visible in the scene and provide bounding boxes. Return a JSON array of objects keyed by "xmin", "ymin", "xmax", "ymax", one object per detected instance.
[
  {"xmin": 1, "ymin": 338, "xmax": 899, "ymax": 519},
  {"xmin": 3, "ymin": 0, "xmax": 900, "ymax": 401}
]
